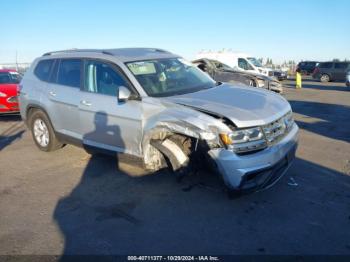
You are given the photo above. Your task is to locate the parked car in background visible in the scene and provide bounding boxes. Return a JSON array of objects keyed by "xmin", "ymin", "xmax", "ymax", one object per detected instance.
[
  {"xmin": 346, "ymin": 71, "xmax": 350, "ymax": 87},
  {"xmin": 0, "ymin": 69, "xmax": 21, "ymax": 113},
  {"xmin": 296, "ymin": 61, "xmax": 319, "ymax": 75},
  {"xmin": 192, "ymin": 58, "xmax": 283, "ymax": 93},
  {"xmin": 19, "ymin": 48, "xmax": 298, "ymax": 193},
  {"xmin": 271, "ymin": 70, "xmax": 288, "ymax": 81},
  {"xmin": 196, "ymin": 51, "xmax": 273, "ymax": 76},
  {"xmin": 312, "ymin": 61, "xmax": 350, "ymax": 82}
]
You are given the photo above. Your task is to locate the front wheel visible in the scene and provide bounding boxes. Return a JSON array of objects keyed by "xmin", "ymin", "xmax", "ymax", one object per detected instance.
[
  {"xmin": 29, "ymin": 110, "xmax": 63, "ymax": 152},
  {"xmin": 320, "ymin": 74, "xmax": 330, "ymax": 82}
]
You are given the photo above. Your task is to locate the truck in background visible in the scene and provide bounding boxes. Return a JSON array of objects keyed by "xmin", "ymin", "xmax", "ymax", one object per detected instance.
[{"xmin": 196, "ymin": 51, "xmax": 273, "ymax": 77}]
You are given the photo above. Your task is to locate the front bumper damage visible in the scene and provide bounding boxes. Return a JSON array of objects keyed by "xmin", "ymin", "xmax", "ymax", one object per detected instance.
[{"xmin": 208, "ymin": 123, "xmax": 299, "ymax": 192}]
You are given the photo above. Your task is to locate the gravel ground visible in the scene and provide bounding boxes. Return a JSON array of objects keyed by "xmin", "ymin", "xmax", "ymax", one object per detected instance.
[{"xmin": 0, "ymin": 77, "xmax": 350, "ymax": 256}]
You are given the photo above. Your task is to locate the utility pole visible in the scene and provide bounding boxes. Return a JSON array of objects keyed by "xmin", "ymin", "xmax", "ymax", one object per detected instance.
[{"xmin": 15, "ymin": 50, "xmax": 19, "ymax": 71}]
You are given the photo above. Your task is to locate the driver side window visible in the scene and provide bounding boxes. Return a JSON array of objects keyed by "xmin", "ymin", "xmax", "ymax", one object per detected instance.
[
  {"xmin": 84, "ymin": 60, "xmax": 130, "ymax": 96},
  {"xmin": 238, "ymin": 58, "xmax": 253, "ymax": 71}
]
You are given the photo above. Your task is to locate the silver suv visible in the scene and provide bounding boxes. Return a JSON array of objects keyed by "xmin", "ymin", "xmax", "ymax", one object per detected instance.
[{"xmin": 19, "ymin": 48, "xmax": 298, "ymax": 192}]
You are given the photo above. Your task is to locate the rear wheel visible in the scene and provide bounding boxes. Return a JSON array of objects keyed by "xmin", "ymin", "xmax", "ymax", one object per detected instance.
[
  {"xmin": 29, "ymin": 110, "xmax": 63, "ymax": 152},
  {"xmin": 320, "ymin": 74, "xmax": 330, "ymax": 82}
]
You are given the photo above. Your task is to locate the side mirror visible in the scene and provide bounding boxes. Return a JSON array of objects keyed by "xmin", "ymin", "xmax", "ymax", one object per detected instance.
[{"xmin": 118, "ymin": 86, "xmax": 131, "ymax": 102}]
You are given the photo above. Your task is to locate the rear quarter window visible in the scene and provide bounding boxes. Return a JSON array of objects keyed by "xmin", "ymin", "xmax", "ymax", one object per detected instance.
[{"xmin": 34, "ymin": 59, "xmax": 55, "ymax": 81}]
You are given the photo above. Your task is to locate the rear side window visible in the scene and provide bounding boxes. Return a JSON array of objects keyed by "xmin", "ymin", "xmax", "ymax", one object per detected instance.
[
  {"xmin": 34, "ymin": 59, "xmax": 55, "ymax": 81},
  {"xmin": 334, "ymin": 63, "xmax": 348, "ymax": 69},
  {"xmin": 57, "ymin": 59, "xmax": 82, "ymax": 88},
  {"xmin": 319, "ymin": 62, "xmax": 333, "ymax": 69}
]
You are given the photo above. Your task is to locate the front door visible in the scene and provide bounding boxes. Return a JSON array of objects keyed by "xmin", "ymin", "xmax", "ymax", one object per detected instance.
[{"xmin": 79, "ymin": 59, "xmax": 143, "ymax": 156}]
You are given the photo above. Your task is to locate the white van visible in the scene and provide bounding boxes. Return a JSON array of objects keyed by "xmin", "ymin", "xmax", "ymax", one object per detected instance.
[{"xmin": 196, "ymin": 51, "xmax": 272, "ymax": 76}]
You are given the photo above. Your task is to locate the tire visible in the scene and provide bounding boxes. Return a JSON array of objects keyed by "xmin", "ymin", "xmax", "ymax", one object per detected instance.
[
  {"xmin": 29, "ymin": 110, "xmax": 63, "ymax": 152},
  {"xmin": 151, "ymin": 135, "xmax": 195, "ymax": 178},
  {"xmin": 320, "ymin": 74, "xmax": 330, "ymax": 83}
]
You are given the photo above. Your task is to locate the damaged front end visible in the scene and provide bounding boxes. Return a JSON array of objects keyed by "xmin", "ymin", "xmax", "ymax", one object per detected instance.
[
  {"xmin": 140, "ymin": 99, "xmax": 230, "ymax": 174},
  {"xmin": 139, "ymin": 97, "xmax": 298, "ymax": 193}
]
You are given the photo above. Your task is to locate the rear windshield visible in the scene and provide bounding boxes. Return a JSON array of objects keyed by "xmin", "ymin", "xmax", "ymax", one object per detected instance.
[{"xmin": 0, "ymin": 72, "xmax": 22, "ymax": 84}]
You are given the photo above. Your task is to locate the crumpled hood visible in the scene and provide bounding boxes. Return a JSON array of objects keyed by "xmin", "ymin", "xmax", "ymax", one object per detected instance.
[{"xmin": 164, "ymin": 83, "xmax": 291, "ymax": 128}]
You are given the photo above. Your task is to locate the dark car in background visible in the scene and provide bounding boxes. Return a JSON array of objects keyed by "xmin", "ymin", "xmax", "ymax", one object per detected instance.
[
  {"xmin": 271, "ymin": 70, "xmax": 288, "ymax": 81},
  {"xmin": 296, "ymin": 61, "xmax": 319, "ymax": 75},
  {"xmin": 192, "ymin": 58, "xmax": 283, "ymax": 93},
  {"xmin": 312, "ymin": 61, "xmax": 350, "ymax": 82}
]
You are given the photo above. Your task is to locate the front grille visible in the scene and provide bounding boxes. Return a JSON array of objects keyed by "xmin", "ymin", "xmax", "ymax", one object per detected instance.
[{"xmin": 262, "ymin": 113, "xmax": 292, "ymax": 144}]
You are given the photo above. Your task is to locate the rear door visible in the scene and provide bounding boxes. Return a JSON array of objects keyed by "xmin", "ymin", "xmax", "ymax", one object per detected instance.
[
  {"xmin": 318, "ymin": 62, "xmax": 333, "ymax": 78},
  {"xmin": 79, "ymin": 59, "xmax": 142, "ymax": 156},
  {"xmin": 333, "ymin": 62, "xmax": 349, "ymax": 81},
  {"xmin": 45, "ymin": 59, "xmax": 82, "ymax": 139}
]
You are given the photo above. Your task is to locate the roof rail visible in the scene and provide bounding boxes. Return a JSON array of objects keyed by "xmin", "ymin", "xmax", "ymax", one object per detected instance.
[{"xmin": 42, "ymin": 49, "xmax": 113, "ymax": 56}]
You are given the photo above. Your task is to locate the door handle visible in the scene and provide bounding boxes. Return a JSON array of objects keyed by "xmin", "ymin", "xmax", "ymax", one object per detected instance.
[
  {"xmin": 49, "ymin": 91, "xmax": 57, "ymax": 97},
  {"xmin": 80, "ymin": 100, "xmax": 92, "ymax": 106}
]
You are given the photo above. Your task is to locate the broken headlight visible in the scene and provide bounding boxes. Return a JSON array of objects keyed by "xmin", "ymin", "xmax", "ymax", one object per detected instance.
[
  {"xmin": 220, "ymin": 127, "xmax": 267, "ymax": 153},
  {"xmin": 284, "ymin": 111, "xmax": 294, "ymax": 130}
]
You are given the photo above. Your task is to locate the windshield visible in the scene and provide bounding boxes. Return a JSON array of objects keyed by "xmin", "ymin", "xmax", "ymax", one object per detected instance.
[
  {"xmin": 0, "ymin": 72, "xmax": 22, "ymax": 84},
  {"xmin": 247, "ymin": 57, "xmax": 263, "ymax": 68},
  {"xmin": 126, "ymin": 58, "xmax": 216, "ymax": 97}
]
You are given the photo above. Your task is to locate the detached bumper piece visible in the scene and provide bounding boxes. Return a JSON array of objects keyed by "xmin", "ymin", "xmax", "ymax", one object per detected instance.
[{"xmin": 238, "ymin": 144, "xmax": 297, "ymax": 193}]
